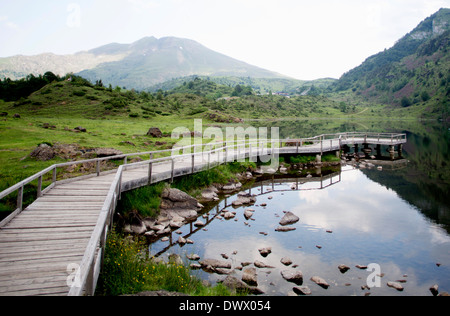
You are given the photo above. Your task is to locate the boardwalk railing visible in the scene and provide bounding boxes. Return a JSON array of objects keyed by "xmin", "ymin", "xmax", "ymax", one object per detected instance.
[{"xmin": 0, "ymin": 132, "xmax": 406, "ymax": 295}]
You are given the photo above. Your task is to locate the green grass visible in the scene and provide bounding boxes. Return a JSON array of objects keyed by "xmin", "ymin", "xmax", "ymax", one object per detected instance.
[
  {"xmin": 96, "ymin": 230, "xmax": 237, "ymax": 296},
  {"xmin": 116, "ymin": 182, "xmax": 167, "ymax": 218}
]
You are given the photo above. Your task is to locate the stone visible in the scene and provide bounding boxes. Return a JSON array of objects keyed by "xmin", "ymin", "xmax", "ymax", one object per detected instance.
[
  {"xmin": 190, "ymin": 263, "xmax": 202, "ymax": 270},
  {"xmin": 281, "ymin": 257, "xmax": 293, "ymax": 266},
  {"xmin": 199, "ymin": 259, "xmax": 231, "ymax": 270},
  {"xmin": 430, "ymin": 284, "xmax": 439, "ymax": 296},
  {"xmin": 95, "ymin": 148, "xmax": 123, "ymax": 158},
  {"xmin": 293, "ymin": 286, "xmax": 312, "ymax": 296},
  {"xmin": 355, "ymin": 264, "xmax": 368, "ymax": 270},
  {"xmin": 310, "ymin": 276, "xmax": 330, "ymax": 289},
  {"xmin": 279, "ymin": 212, "xmax": 300, "ymax": 226},
  {"xmin": 338, "ymin": 264, "xmax": 351, "ymax": 274},
  {"xmin": 74, "ymin": 126, "xmax": 87, "ymax": 133},
  {"xmin": 220, "ymin": 276, "xmax": 264, "ymax": 295},
  {"xmin": 258, "ymin": 247, "xmax": 272, "ymax": 258},
  {"xmin": 30, "ymin": 144, "xmax": 55, "ymax": 161},
  {"xmin": 128, "ymin": 212, "xmax": 147, "ymax": 235},
  {"xmin": 200, "ymin": 188, "xmax": 219, "ymax": 202},
  {"xmin": 147, "ymin": 127, "xmax": 163, "ymax": 138},
  {"xmin": 223, "ymin": 212, "xmax": 236, "ymax": 220},
  {"xmin": 222, "ymin": 181, "xmax": 242, "ymax": 192},
  {"xmin": 387, "ymin": 281, "xmax": 404, "ymax": 291},
  {"xmin": 242, "ymin": 268, "xmax": 258, "ymax": 286},
  {"xmin": 254, "ymin": 261, "xmax": 275, "ymax": 269},
  {"xmin": 178, "ymin": 236, "xmax": 187, "ymax": 245},
  {"xmin": 194, "ymin": 220, "xmax": 205, "ymax": 227},
  {"xmin": 232, "ymin": 192, "xmax": 256, "ymax": 206},
  {"xmin": 275, "ymin": 226, "xmax": 297, "ymax": 232},
  {"xmin": 244, "ymin": 210, "xmax": 254, "ymax": 220},
  {"xmin": 168, "ymin": 254, "xmax": 183, "ymax": 266},
  {"xmin": 281, "ymin": 270, "xmax": 304, "ymax": 285},
  {"xmin": 160, "ymin": 188, "xmax": 200, "ymax": 211}
]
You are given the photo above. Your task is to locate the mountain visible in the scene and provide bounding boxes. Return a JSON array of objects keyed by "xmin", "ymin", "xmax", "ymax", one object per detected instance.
[
  {"xmin": 0, "ymin": 36, "xmax": 290, "ymax": 90},
  {"xmin": 78, "ymin": 36, "xmax": 290, "ymax": 90},
  {"xmin": 333, "ymin": 8, "xmax": 450, "ymax": 119}
]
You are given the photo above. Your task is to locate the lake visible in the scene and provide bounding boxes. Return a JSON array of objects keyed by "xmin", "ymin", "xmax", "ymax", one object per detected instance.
[{"xmin": 148, "ymin": 119, "xmax": 450, "ymax": 296}]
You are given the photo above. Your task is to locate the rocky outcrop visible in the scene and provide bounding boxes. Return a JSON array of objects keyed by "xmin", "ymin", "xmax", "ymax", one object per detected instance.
[{"xmin": 30, "ymin": 144, "xmax": 55, "ymax": 161}]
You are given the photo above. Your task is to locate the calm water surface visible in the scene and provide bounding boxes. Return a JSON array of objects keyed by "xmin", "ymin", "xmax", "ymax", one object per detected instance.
[{"xmin": 149, "ymin": 120, "xmax": 450, "ymax": 296}]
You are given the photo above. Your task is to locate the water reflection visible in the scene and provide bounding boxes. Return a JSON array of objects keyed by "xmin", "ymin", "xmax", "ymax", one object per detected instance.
[{"xmin": 149, "ymin": 165, "xmax": 450, "ymax": 296}]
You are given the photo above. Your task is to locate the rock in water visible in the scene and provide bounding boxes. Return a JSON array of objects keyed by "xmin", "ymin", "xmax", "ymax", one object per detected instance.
[
  {"xmin": 338, "ymin": 264, "xmax": 351, "ymax": 274},
  {"xmin": 275, "ymin": 226, "xmax": 296, "ymax": 232},
  {"xmin": 293, "ymin": 286, "xmax": 312, "ymax": 296},
  {"xmin": 279, "ymin": 212, "xmax": 300, "ymax": 226},
  {"xmin": 281, "ymin": 270, "xmax": 304, "ymax": 285},
  {"xmin": 258, "ymin": 247, "xmax": 272, "ymax": 258},
  {"xmin": 387, "ymin": 281, "xmax": 404, "ymax": 291},
  {"xmin": 244, "ymin": 210, "xmax": 254, "ymax": 220},
  {"xmin": 310, "ymin": 276, "xmax": 330, "ymax": 289},
  {"xmin": 242, "ymin": 268, "xmax": 258, "ymax": 286}
]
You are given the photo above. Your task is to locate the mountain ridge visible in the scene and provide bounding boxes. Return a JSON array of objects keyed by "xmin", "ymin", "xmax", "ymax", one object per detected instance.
[{"xmin": 0, "ymin": 36, "xmax": 290, "ymax": 90}]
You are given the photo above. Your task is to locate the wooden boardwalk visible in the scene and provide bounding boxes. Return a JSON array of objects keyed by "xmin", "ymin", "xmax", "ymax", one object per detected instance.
[{"xmin": 0, "ymin": 132, "xmax": 407, "ymax": 296}]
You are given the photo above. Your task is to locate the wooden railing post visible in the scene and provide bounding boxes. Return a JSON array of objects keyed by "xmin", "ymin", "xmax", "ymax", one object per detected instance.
[
  {"xmin": 148, "ymin": 153, "xmax": 153, "ymax": 185},
  {"xmin": 170, "ymin": 157, "xmax": 175, "ymax": 183},
  {"xmin": 96, "ymin": 160, "xmax": 100, "ymax": 177},
  {"xmin": 17, "ymin": 185, "xmax": 23, "ymax": 212},
  {"xmin": 37, "ymin": 175, "xmax": 43, "ymax": 198}
]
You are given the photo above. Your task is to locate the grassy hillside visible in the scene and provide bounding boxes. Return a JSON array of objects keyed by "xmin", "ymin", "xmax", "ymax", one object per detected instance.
[{"xmin": 149, "ymin": 75, "xmax": 337, "ymax": 96}]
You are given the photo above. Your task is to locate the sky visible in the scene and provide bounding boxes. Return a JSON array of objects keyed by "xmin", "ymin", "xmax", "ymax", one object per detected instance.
[{"xmin": 0, "ymin": 0, "xmax": 449, "ymax": 80}]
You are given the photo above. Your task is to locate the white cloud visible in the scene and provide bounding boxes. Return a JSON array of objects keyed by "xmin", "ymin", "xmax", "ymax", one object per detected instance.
[{"xmin": 0, "ymin": 15, "xmax": 19, "ymax": 30}]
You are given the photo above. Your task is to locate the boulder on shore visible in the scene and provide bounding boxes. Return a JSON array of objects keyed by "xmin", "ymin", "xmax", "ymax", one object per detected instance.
[{"xmin": 160, "ymin": 188, "xmax": 200, "ymax": 211}]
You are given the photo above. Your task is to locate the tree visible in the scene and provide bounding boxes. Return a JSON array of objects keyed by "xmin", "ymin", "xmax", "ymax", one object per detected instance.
[
  {"xmin": 401, "ymin": 97, "xmax": 412, "ymax": 107},
  {"xmin": 421, "ymin": 91, "xmax": 431, "ymax": 102},
  {"xmin": 43, "ymin": 71, "xmax": 58, "ymax": 83}
]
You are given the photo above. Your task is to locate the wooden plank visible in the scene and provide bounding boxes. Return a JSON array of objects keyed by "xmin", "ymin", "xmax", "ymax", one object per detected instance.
[
  {"xmin": 0, "ymin": 238, "xmax": 90, "ymax": 252},
  {"xmin": 0, "ymin": 232, "xmax": 94, "ymax": 243}
]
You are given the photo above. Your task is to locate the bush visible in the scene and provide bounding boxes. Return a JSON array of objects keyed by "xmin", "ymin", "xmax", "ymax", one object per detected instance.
[{"xmin": 401, "ymin": 97, "xmax": 412, "ymax": 107}]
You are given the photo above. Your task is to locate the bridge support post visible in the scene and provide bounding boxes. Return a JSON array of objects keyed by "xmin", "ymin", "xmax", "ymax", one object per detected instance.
[
  {"xmin": 376, "ymin": 145, "xmax": 381, "ymax": 158},
  {"xmin": 389, "ymin": 145, "xmax": 395, "ymax": 161},
  {"xmin": 398, "ymin": 144, "xmax": 403, "ymax": 158},
  {"xmin": 316, "ymin": 154, "xmax": 322, "ymax": 163}
]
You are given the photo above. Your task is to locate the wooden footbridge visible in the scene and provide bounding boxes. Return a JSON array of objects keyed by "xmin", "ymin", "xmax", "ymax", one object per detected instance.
[{"xmin": 0, "ymin": 132, "xmax": 406, "ymax": 296}]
